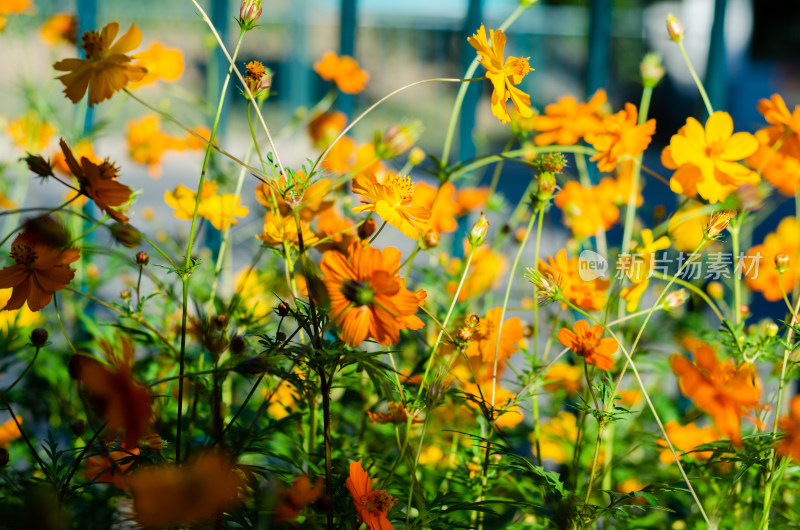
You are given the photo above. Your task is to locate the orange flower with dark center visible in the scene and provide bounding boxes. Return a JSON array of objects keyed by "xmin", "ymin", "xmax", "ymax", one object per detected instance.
[
  {"xmin": 53, "ymin": 22, "xmax": 147, "ymax": 106},
  {"xmin": 128, "ymin": 450, "xmax": 242, "ymax": 528},
  {"xmin": 59, "ymin": 138, "xmax": 132, "ymax": 223},
  {"xmin": 0, "ymin": 217, "xmax": 79, "ymax": 312},
  {"xmin": 273, "ymin": 475, "xmax": 324, "ymax": 523},
  {"xmin": 352, "ymin": 173, "xmax": 430, "ymax": 239},
  {"xmin": 778, "ymin": 395, "xmax": 800, "ymax": 462},
  {"xmin": 557, "ymin": 320, "xmax": 617, "ymax": 370},
  {"xmin": 468, "ymin": 24, "xmax": 534, "ymax": 124},
  {"xmin": 464, "ymin": 306, "xmax": 524, "ymax": 363},
  {"xmin": 320, "ymin": 243, "xmax": 424, "ymax": 346},
  {"xmin": 314, "ymin": 51, "xmax": 369, "ymax": 94},
  {"xmin": 346, "ymin": 461, "xmax": 396, "ymax": 530},
  {"xmin": 586, "ymin": 102, "xmax": 655, "ymax": 172},
  {"xmin": 368, "ymin": 402, "xmax": 424, "ymax": 424},
  {"xmin": 533, "ymin": 89, "xmax": 607, "ymax": 146},
  {"xmin": 670, "ymin": 341, "xmax": 760, "ymax": 444},
  {"xmin": 70, "ymin": 353, "xmax": 152, "ymax": 449},
  {"xmin": 537, "ymin": 249, "xmax": 609, "ymax": 311}
]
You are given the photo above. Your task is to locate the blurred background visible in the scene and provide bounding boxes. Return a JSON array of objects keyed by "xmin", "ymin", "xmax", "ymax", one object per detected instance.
[{"xmin": 0, "ymin": 0, "xmax": 799, "ymax": 315}]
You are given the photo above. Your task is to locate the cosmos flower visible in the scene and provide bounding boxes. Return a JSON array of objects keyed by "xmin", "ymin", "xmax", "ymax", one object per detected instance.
[
  {"xmin": 557, "ymin": 320, "xmax": 617, "ymax": 370},
  {"xmin": 352, "ymin": 173, "xmax": 430, "ymax": 239},
  {"xmin": 314, "ymin": 51, "xmax": 369, "ymax": 94},
  {"xmin": 346, "ymin": 461, "xmax": 396, "ymax": 530},
  {"xmin": 533, "ymin": 89, "xmax": 607, "ymax": 146},
  {"xmin": 586, "ymin": 102, "xmax": 655, "ymax": 172}
]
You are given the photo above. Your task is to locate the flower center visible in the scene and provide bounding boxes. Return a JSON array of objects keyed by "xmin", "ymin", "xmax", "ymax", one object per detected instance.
[
  {"xmin": 10, "ymin": 242, "xmax": 36, "ymax": 267},
  {"xmin": 80, "ymin": 30, "xmax": 106, "ymax": 60},
  {"xmin": 386, "ymin": 174, "xmax": 415, "ymax": 203},
  {"xmin": 342, "ymin": 280, "xmax": 375, "ymax": 307},
  {"xmin": 98, "ymin": 160, "xmax": 120, "ymax": 180},
  {"xmin": 505, "ymin": 57, "xmax": 531, "ymax": 79},
  {"xmin": 365, "ymin": 489, "xmax": 397, "ymax": 513}
]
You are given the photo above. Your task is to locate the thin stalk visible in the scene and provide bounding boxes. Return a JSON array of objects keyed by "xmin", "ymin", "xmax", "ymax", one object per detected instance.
[
  {"xmin": 621, "ymin": 84, "xmax": 653, "ymax": 254},
  {"xmin": 2, "ymin": 345, "xmax": 41, "ymax": 394},
  {"xmin": 676, "ymin": 39, "xmax": 715, "ymax": 116}
]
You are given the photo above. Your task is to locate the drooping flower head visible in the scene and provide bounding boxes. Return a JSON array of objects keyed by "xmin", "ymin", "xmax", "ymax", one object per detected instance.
[
  {"xmin": 557, "ymin": 320, "xmax": 617, "ymax": 370},
  {"xmin": 352, "ymin": 173, "xmax": 430, "ymax": 239},
  {"xmin": 468, "ymin": 24, "xmax": 534, "ymax": 124},
  {"xmin": 586, "ymin": 103, "xmax": 655, "ymax": 172},
  {"xmin": 59, "ymin": 138, "xmax": 133, "ymax": 223},
  {"xmin": 0, "ymin": 216, "xmax": 79, "ymax": 312},
  {"xmin": 320, "ymin": 243, "xmax": 425, "ymax": 346},
  {"xmin": 670, "ymin": 340, "xmax": 760, "ymax": 444},
  {"xmin": 53, "ymin": 22, "xmax": 147, "ymax": 106},
  {"xmin": 346, "ymin": 461, "xmax": 396, "ymax": 530},
  {"xmin": 662, "ymin": 111, "xmax": 759, "ymax": 203}
]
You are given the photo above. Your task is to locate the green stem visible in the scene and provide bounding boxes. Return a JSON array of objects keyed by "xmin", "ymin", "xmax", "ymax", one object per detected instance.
[
  {"xmin": 676, "ymin": 40, "xmax": 714, "ymax": 116},
  {"xmin": 620, "ymin": 85, "xmax": 654, "ymax": 254}
]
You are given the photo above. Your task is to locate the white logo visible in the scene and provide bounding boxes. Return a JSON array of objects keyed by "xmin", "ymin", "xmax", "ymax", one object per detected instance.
[{"xmin": 578, "ymin": 250, "xmax": 608, "ymax": 281}]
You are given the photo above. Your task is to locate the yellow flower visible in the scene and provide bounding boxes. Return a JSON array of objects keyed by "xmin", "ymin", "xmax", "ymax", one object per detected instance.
[
  {"xmin": 662, "ymin": 111, "xmax": 759, "ymax": 203},
  {"xmin": 39, "ymin": 13, "xmax": 77, "ymax": 45},
  {"xmin": 533, "ymin": 89, "xmax": 607, "ymax": 146},
  {"xmin": 352, "ymin": 173, "xmax": 430, "ymax": 239},
  {"xmin": 529, "ymin": 411, "xmax": 578, "ymax": 464},
  {"xmin": 0, "ymin": 417, "xmax": 22, "ymax": 447},
  {"xmin": 257, "ymin": 212, "xmax": 318, "ymax": 249},
  {"xmin": 619, "ymin": 229, "xmax": 670, "ymax": 311},
  {"xmin": 0, "ymin": 0, "xmax": 30, "ymax": 28},
  {"xmin": 554, "ymin": 179, "xmax": 619, "ymax": 239},
  {"xmin": 668, "ymin": 202, "xmax": 710, "ymax": 252},
  {"xmin": 262, "ymin": 381, "xmax": 299, "ymax": 420},
  {"xmin": 6, "ymin": 111, "xmax": 55, "ymax": 152},
  {"xmin": 468, "ymin": 24, "xmax": 534, "ymax": 124},
  {"xmin": 129, "ymin": 41, "xmax": 185, "ymax": 89},
  {"xmin": 53, "ymin": 22, "xmax": 147, "ymax": 107},
  {"xmin": 165, "ymin": 181, "xmax": 248, "ymax": 231},
  {"xmin": 0, "ymin": 288, "xmax": 42, "ymax": 329},
  {"xmin": 126, "ymin": 115, "xmax": 192, "ymax": 177}
]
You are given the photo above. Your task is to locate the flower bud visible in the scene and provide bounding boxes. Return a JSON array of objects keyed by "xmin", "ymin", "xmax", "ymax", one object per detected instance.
[
  {"xmin": 358, "ymin": 218, "xmax": 377, "ymax": 240},
  {"xmin": 239, "ymin": 0, "xmax": 262, "ymax": 30},
  {"xmin": 525, "ymin": 268, "xmax": 562, "ymax": 305},
  {"xmin": 421, "ymin": 230, "xmax": 440, "ymax": 250},
  {"xmin": 640, "ymin": 52, "xmax": 665, "ymax": 88},
  {"xmin": 539, "ymin": 153, "xmax": 567, "ymax": 174},
  {"xmin": 704, "ymin": 209, "xmax": 736, "ymax": 240},
  {"xmin": 662, "ymin": 288, "xmax": 689, "ymax": 309},
  {"xmin": 765, "ymin": 322, "xmax": 779, "ymax": 338},
  {"xmin": 23, "ymin": 153, "xmax": 54, "ymax": 179},
  {"xmin": 376, "ymin": 120, "xmax": 423, "ymax": 159},
  {"xmin": 706, "ymin": 281, "xmax": 724, "ymax": 300},
  {"xmin": 136, "ymin": 251, "xmax": 149, "ymax": 266},
  {"xmin": 276, "ymin": 331, "xmax": 287, "ymax": 342},
  {"xmin": 457, "ymin": 327, "xmax": 473, "ymax": 343},
  {"xmin": 468, "ymin": 212, "xmax": 490, "ymax": 247},
  {"xmin": 276, "ymin": 302, "xmax": 291, "ymax": 317},
  {"xmin": 775, "ymin": 253, "xmax": 790, "ymax": 273},
  {"xmin": 230, "ymin": 335, "xmax": 247, "ymax": 355},
  {"xmin": 666, "ymin": 14, "xmax": 683, "ymax": 42},
  {"xmin": 408, "ymin": 147, "xmax": 426, "ymax": 166},
  {"xmin": 110, "ymin": 223, "xmax": 142, "ymax": 248},
  {"xmin": 739, "ymin": 304, "xmax": 751, "ymax": 320},
  {"xmin": 243, "ymin": 60, "xmax": 272, "ymax": 99},
  {"xmin": 120, "ymin": 290, "xmax": 131, "ymax": 301},
  {"xmin": 30, "ymin": 328, "xmax": 48, "ymax": 347},
  {"xmin": 465, "ymin": 313, "xmax": 480, "ymax": 328}
]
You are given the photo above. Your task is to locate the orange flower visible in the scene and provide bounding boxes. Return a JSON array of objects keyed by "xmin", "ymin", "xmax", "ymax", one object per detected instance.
[
  {"xmin": 6, "ymin": 111, "xmax": 55, "ymax": 151},
  {"xmin": 52, "ymin": 139, "xmax": 98, "ymax": 175},
  {"xmin": 59, "ymin": 138, "xmax": 132, "ymax": 223},
  {"xmin": 322, "ymin": 137, "xmax": 385, "ymax": 178},
  {"xmin": 411, "ymin": 181, "xmax": 461, "ymax": 233},
  {"xmin": 128, "ymin": 450, "xmax": 242, "ymax": 528},
  {"xmin": 165, "ymin": 181, "xmax": 248, "ymax": 231},
  {"xmin": 274, "ymin": 475, "xmax": 324, "ymax": 523},
  {"xmin": 53, "ymin": 22, "xmax": 147, "ymax": 107},
  {"xmin": 744, "ymin": 217, "xmax": 800, "ymax": 302},
  {"xmin": 670, "ymin": 342, "xmax": 760, "ymax": 444},
  {"xmin": 446, "ymin": 245, "xmax": 507, "ymax": 302},
  {"xmin": 308, "ymin": 111, "xmax": 347, "ymax": 149},
  {"xmin": 129, "ymin": 41, "xmax": 184, "ymax": 88},
  {"xmin": 0, "ymin": 0, "xmax": 30, "ymax": 15},
  {"xmin": 0, "ymin": 217, "xmax": 80, "ymax": 312},
  {"xmin": 368, "ymin": 402, "xmax": 424, "ymax": 424},
  {"xmin": 454, "ymin": 187, "xmax": 489, "ymax": 215},
  {"xmin": 756, "ymin": 93, "xmax": 800, "ymax": 136},
  {"xmin": 662, "ymin": 111, "xmax": 759, "ymax": 203},
  {"xmin": 557, "ymin": 320, "xmax": 617, "ymax": 370},
  {"xmin": 586, "ymin": 103, "xmax": 655, "ymax": 172},
  {"xmin": 39, "ymin": 13, "xmax": 77, "ymax": 45},
  {"xmin": 748, "ymin": 128, "xmax": 800, "ymax": 196},
  {"xmin": 126, "ymin": 115, "xmax": 187, "ymax": 176},
  {"xmin": 346, "ymin": 461, "xmax": 396, "ymax": 530},
  {"xmin": 314, "ymin": 51, "xmax": 369, "ymax": 94},
  {"xmin": 70, "ymin": 353, "xmax": 152, "ymax": 449},
  {"xmin": 352, "ymin": 173, "xmax": 430, "ymax": 239},
  {"xmin": 537, "ymin": 249, "xmax": 609, "ymax": 311},
  {"xmin": 777, "ymin": 395, "xmax": 800, "ymax": 462},
  {"xmin": 257, "ymin": 212, "xmax": 318, "ymax": 248},
  {"xmin": 314, "ymin": 208, "xmax": 358, "ymax": 253},
  {"xmin": 320, "ymin": 243, "xmax": 424, "ymax": 346},
  {"xmin": 468, "ymin": 24, "xmax": 534, "ymax": 124},
  {"xmin": 0, "ymin": 417, "xmax": 22, "ymax": 447},
  {"xmin": 533, "ymin": 89, "xmax": 607, "ymax": 146},
  {"xmin": 554, "ymin": 179, "xmax": 619, "ymax": 238},
  {"xmin": 464, "ymin": 307, "xmax": 523, "ymax": 363},
  {"xmin": 84, "ymin": 448, "xmax": 139, "ymax": 489},
  {"xmin": 256, "ymin": 176, "xmax": 333, "ymax": 221},
  {"xmin": 657, "ymin": 420, "xmax": 719, "ymax": 464}
]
